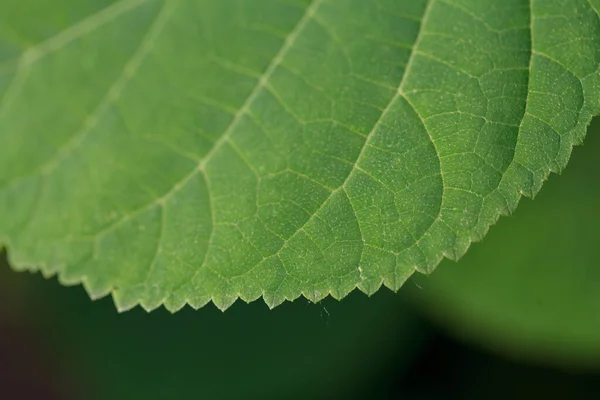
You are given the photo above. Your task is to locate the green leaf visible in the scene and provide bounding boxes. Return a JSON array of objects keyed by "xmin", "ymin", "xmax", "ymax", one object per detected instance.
[
  {"xmin": 1, "ymin": 0, "xmax": 599, "ymax": 312},
  {"xmin": 410, "ymin": 117, "xmax": 600, "ymax": 369}
]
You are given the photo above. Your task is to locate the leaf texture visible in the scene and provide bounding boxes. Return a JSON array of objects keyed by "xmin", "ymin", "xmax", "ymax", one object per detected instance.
[{"xmin": 1, "ymin": 0, "xmax": 599, "ymax": 311}]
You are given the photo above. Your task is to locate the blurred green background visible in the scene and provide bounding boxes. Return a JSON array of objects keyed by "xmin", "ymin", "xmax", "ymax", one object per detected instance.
[{"xmin": 2, "ymin": 119, "xmax": 600, "ymax": 399}]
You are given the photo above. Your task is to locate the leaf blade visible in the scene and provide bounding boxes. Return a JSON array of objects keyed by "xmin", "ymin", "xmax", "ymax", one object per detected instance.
[{"xmin": 1, "ymin": 0, "xmax": 599, "ymax": 312}]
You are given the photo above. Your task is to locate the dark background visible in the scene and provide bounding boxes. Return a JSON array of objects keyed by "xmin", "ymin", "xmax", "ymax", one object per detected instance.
[{"xmin": 2, "ymin": 261, "xmax": 600, "ymax": 400}]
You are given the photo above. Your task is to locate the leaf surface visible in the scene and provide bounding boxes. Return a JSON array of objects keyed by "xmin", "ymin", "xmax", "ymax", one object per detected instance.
[{"xmin": 1, "ymin": 0, "xmax": 599, "ymax": 311}]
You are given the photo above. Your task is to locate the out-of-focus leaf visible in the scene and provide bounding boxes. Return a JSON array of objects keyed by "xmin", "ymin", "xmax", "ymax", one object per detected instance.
[{"xmin": 411, "ymin": 118, "xmax": 600, "ymax": 368}]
